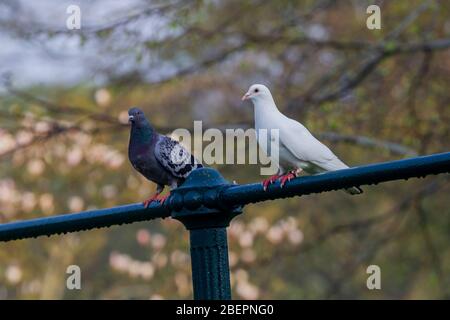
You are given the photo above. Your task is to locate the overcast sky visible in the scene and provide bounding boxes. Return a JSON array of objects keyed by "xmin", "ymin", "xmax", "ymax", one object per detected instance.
[{"xmin": 0, "ymin": 0, "xmax": 151, "ymax": 87}]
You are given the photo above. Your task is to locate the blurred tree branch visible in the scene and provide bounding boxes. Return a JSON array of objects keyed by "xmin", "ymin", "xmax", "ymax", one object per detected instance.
[{"xmin": 0, "ymin": 83, "xmax": 419, "ymax": 159}]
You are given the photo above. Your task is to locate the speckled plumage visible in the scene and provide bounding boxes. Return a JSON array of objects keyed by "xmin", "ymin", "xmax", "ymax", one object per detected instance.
[{"xmin": 128, "ymin": 107, "xmax": 202, "ymax": 205}]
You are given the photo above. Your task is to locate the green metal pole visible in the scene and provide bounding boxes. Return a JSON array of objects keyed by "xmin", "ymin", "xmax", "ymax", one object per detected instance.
[
  {"xmin": 169, "ymin": 168, "xmax": 241, "ymax": 300},
  {"xmin": 190, "ymin": 227, "xmax": 231, "ymax": 299}
]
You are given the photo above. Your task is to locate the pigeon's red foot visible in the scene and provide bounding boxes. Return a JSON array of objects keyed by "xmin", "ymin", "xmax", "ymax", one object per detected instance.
[
  {"xmin": 262, "ymin": 174, "xmax": 282, "ymax": 191},
  {"xmin": 280, "ymin": 170, "xmax": 298, "ymax": 188},
  {"xmin": 158, "ymin": 193, "xmax": 171, "ymax": 205},
  {"xmin": 143, "ymin": 194, "xmax": 161, "ymax": 208},
  {"xmin": 143, "ymin": 193, "xmax": 171, "ymax": 207}
]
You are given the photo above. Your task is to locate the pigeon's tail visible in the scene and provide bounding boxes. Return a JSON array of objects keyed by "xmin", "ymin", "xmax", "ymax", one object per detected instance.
[{"xmin": 345, "ymin": 186, "xmax": 363, "ymax": 195}]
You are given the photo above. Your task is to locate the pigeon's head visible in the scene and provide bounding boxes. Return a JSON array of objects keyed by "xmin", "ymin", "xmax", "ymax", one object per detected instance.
[
  {"xmin": 242, "ymin": 84, "xmax": 272, "ymax": 104},
  {"xmin": 128, "ymin": 107, "xmax": 150, "ymax": 127}
]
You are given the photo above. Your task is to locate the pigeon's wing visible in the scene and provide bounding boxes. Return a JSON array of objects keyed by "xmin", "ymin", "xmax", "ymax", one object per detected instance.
[
  {"xmin": 154, "ymin": 135, "xmax": 202, "ymax": 178},
  {"xmin": 279, "ymin": 117, "xmax": 348, "ymax": 171}
]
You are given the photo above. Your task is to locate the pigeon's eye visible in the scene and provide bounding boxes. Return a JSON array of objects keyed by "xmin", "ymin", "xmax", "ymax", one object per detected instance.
[{"xmin": 254, "ymin": 88, "xmax": 259, "ymax": 93}]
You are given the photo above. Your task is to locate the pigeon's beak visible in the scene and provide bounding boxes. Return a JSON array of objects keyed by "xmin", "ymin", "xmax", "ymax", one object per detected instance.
[
  {"xmin": 241, "ymin": 92, "xmax": 251, "ymax": 101},
  {"xmin": 128, "ymin": 115, "xmax": 134, "ymax": 123}
]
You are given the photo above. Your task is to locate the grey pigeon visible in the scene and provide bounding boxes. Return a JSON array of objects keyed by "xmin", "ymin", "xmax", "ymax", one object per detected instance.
[
  {"xmin": 128, "ymin": 107, "xmax": 202, "ymax": 207},
  {"xmin": 242, "ymin": 84, "xmax": 363, "ymax": 195}
]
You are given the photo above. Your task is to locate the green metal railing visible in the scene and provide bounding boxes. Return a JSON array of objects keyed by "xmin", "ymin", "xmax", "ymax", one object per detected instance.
[{"xmin": 1, "ymin": 152, "xmax": 449, "ymax": 299}]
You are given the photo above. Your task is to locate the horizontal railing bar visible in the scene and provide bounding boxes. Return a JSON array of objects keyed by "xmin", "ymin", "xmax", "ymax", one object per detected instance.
[
  {"xmin": 221, "ymin": 152, "xmax": 450, "ymax": 206},
  {"xmin": 0, "ymin": 203, "xmax": 170, "ymax": 242},
  {"xmin": 0, "ymin": 152, "xmax": 449, "ymax": 242}
]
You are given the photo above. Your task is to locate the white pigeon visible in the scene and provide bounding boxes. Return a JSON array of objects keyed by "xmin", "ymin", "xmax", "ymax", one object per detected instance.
[{"xmin": 242, "ymin": 84, "xmax": 363, "ymax": 195}]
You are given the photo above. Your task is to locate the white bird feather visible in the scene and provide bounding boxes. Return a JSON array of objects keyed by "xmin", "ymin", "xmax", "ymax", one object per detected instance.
[{"xmin": 242, "ymin": 84, "xmax": 362, "ymax": 195}]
